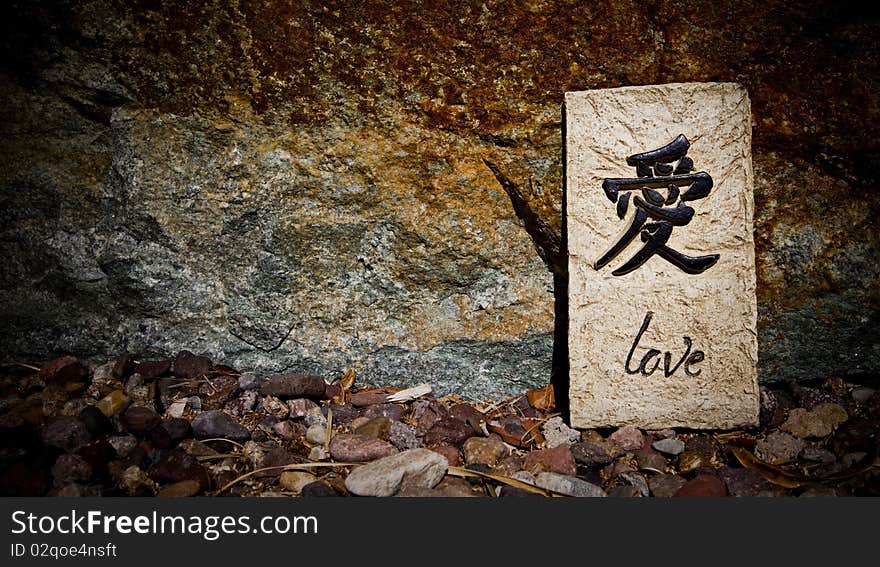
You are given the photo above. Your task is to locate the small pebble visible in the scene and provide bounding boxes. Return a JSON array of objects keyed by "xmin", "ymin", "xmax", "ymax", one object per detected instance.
[
  {"xmin": 535, "ymin": 472, "xmax": 606, "ymax": 497},
  {"xmin": 329, "ymin": 434, "xmax": 398, "ymax": 462},
  {"xmin": 755, "ymin": 431, "xmax": 805, "ymax": 464},
  {"xmin": 158, "ymin": 479, "xmax": 201, "ymax": 498},
  {"xmin": 674, "ymin": 474, "xmax": 727, "ymax": 497},
  {"xmin": 261, "ymin": 374, "xmax": 325, "ymax": 399},
  {"xmin": 272, "ymin": 420, "xmax": 306, "ymax": 440},
  {"xmin": 648, "ymin": 474, "xmax": 687, "ymax": 498},
  {"xmin": 852, "ymin": 387, "xmax": 875, "ymax": 403},
  {"xmin": 782, "ymin": 403, "xmax": 848, "ymax": 438},
  {"xmin": 389, "ymin": 421, "xmax": 421, "ymax": 451},
  {"xmin": 42, "ymin": 416, "xmax": 91, "ymax": 452},
  {"xmin": 523, "ymin": 445, "xmax": 577, "ymax": 476},
  {"xmin": 108, "ymin": 435, "xmax": 138, "ymax": 458},
  {"xmin": 541, "ymin": 416, "xmax": 581, "ymax": 448},
  {"xmin": 306, "ymin": 424, "xmax": 327, "ymax": 445},
  {"xmin": 620, "ymin": 471, "xmax": 650, "ymax": 497},
  {"xmin": 353, "ymin": 417, "xmax": 392, "ymax": 440},
  {"xmin": 344, "ymin": 448, "xmax": 448, "ymax": 497},
  {"xmin": 652, "ymin": 438, "xmax": 685, "ymax": 456},
  {"xmin": 280, "ymin": 471, "xmax": 317, "ymax": 494},
  {"xmin": 800, "ymin": 446, "xmax": 836, "ymax": 464},
  {"xmin": 191, "ymin": 410, "xmax": 251, "ymax": 441},
  {"xmin": 463, "ymin": 436, "xmax": 510, "ymax": 467},
  {"xmin": 610, "ymin": 425, "xmax": 644, "ymax": 451},
  {"xmin": 96, "ymin": 390, "xmax": 130, "ymax": 417},
  {"xmin": 238, "ymin": 372, "xmax": 261, "ymax": 391}
]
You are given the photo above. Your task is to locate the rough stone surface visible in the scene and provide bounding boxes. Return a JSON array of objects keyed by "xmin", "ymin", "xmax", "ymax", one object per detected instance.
[
  {"xmin": 191, "ymin": 410, "xmax": 251, "ymax": 441},
  {"xmin": 287, "ymin": 398, "xmax": 320, "ymax": 419},
  {"xmin": 108, "ymin": 435, "xmax": 138, "ymax": 458},
  {"xmin": 800, "ymin": 446, "xmax": 837, "ymax": 464},
  {"xmin": 523, "ymin": 445, "xmax": 577, "ymax": 476},
  {"xmin": 755, "ymin": 431, "xmax": 805, "ymax": 464},
  {"xmin": 423, "ymin": 417, "xmax": 474, "ymax": 448},
  {"xmin": 329, "ymin": 434, "xmax": 398, "ymax": 462},
  {"xmin": 462, "ymin": 436, "xmax": 510, "ymax": 467},
  {"xmin": 609, "ymin": 426, "xmax": 645, "ymax": 451},
  {"xmin": 363, "ymin": 403, "xmax": 407, "ymax": 422},
  {"xmin": 344, "ymin": 448, "xmax": 448, "ymax": 497},
  {"xmin": 51, "ymin": 454, "xmax": 92, "ymax": 485},
  {"xmin": 567, "ymin": 83, "xmax": 760, "ymax": 429},
  {"xmin": 719, "ymin": 467, "xmax": 780, "ymax": 497},
  {"xmin": 571, "ymin": 441, "xmax": 615, "ymax": 467},
  {"xmin": 300, "ymin": 481, "xmax": 339, "ymax": 498},
  {"xmin": 535, "ymin": 472, "xmax": 607, "ymax": 497},
  {"xmin": 781, "ymin": 403, "xmax": 848, "ymax": 438},
  {"xmin": 620, "ymin": 471, "xmax": 650, "ymax": 497},
  {"xmin": 540, "ymin": 416, "xmax": 580, "ymax": 448},
  {"xmin": 388, "ymin": 421, "xmax": 421, "ymax": 451},
  {"xmin": 42, "ymin": 417, "xmax": 90, "ymax": 452},
  {"xmin": 648, "ymin": 474, "xmax": 688, "ymax": 498},
  {"xmin": 260, "ymin": 395, "xmax": 290, "ymax": 419},
  {"xmin": 1, "ymin": 2, "xmax": 878, "ymax": 396}
]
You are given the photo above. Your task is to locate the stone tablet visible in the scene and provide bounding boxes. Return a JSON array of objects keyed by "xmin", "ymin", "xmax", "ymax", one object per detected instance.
[{"xmin": 565, "ymin": 83, "xmax": 759, "ymax": 430}]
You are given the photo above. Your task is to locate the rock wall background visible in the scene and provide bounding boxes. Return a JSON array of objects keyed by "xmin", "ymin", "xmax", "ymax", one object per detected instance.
[{"xmin": 1, "ymin": 0, "xmax": 878, "ymax": 398}]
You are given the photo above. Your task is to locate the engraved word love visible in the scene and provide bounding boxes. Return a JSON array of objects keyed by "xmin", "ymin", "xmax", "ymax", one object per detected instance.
[{"xmin": 624, "ymin": 311, "xmax": 704, "ymax": 377}]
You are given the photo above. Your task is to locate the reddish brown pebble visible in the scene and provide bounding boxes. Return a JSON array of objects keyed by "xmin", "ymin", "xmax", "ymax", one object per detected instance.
[
  {"xmin": 353, "ymin": 417, "xmax": 392, "ymax": 440},
  {"xmin": 261, "ymin": 374, "xmax": 325, "ymax": 399},
  {"xmin": 449, "ymin": 403, "xmax": 486, "ymax": 434},
  {"xmin": 523, "ymin": 445, "xmax": 577, "ymax": 476},
  {"xmin": 328, "ymin": 434, "xmax": 398, "ymax": 462},
  {"xmin": 133, "ymin": 360, "xmax": 172, "ymax": 378},
  {"xmin": 430, "ymin": 444, "xmax": 461, "ymax": 467},
  {"xmin": 40, "ymin": 356, "xmax": 88, "ymax": 383},
  {"xmin": 172, "ymin": 350, "xmax": 212, "ymax": 380},
  {"xmin": 674, "ymin": 474, "xmax": 727, "ymax": 497},
  {"xmin": 424, "ymin": 417, "xmax": 474, "ymax": 447},
  {"xmin": 350, "ymin": 391, "xmax": 389, "ymax": 406},
  {"xmin": 158, "ymin": 479, "xmax": 201, "ymax": 498},
  {"xmin": 121, "ymin": 406, "xmax": 161, "ymax": 433}
]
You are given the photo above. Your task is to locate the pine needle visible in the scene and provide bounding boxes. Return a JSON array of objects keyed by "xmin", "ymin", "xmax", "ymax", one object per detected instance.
[
  {"xmin": 212, "ymin": 462, "xmax": 360, "ymax": 495},
  {"xmin": 447, "ymin": 466, "xmax": 558, "ymax": 497}
]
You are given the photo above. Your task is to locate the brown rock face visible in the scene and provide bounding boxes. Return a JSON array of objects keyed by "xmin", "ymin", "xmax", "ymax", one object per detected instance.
[{"xmin": 0, "ymin": 1, "xmax": 877, "ymax": 397}]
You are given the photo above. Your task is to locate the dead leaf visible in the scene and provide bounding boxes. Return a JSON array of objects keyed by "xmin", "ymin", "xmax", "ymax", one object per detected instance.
[
  {"xmin": 487, "ymin": 420, "xmax": 544, "ymax": 449},
  {"xmin": 386, "ymin": 383, "xmax": 432, "ymax": 403},
  {"xmin": 333, "ymin": 368, "xmax": 357, "ymax": 404},
  {"xmin": 521, "ymin": 417, "xmax": 547, "ymax": 446},
  {"xmin": 447, "ymin": 466, "xmax": 555, "ymax": 496},
  {"xmin": 487, "ymin": 423, "xmax": 528, "ymax": 447},
  {"xmin": 526, "ymin": 383, "xmax": 555, "ymax": 411},
  {"xmin": 730, "ymin": 446, "xmax": 810, "ymax": 489},
  {"xmin": 340, "ymin": 368, "xmax": 356, "ymax": 391}
]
